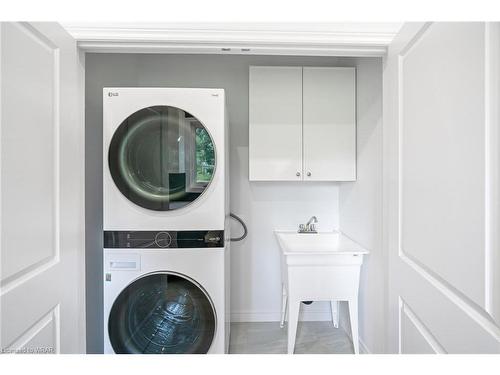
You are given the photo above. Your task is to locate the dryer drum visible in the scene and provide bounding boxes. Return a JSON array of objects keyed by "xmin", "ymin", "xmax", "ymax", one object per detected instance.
[
  {"xmin": 108, "ymin": 105, "xmax": 216, "ymax": 211},
  {"xmin": 108, "ymin": 272, "xmax": 216, "ymax": 354}
]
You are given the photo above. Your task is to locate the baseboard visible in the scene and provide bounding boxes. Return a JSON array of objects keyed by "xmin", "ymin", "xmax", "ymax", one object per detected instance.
[
  {"xmin": 359, "ymin": 337, "xmax": 371, "ymax": 354},
  {"xmin": 339, "ymin": 316, "xmax": 372, "ymax": 354},
  {"xmin": 231, "ymin": 309, "xmax": 332, "ymax": 323}
]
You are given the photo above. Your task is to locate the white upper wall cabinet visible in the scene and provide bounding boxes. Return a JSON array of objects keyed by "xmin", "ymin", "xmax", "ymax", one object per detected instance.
[
  {"xmin": 249, "ymin": 66, "xmax": 303, "ymax": 181},
  {"xmin": 303, "ymin": 67, "xmax": 356, "ymax": 181},
  {"xmin": 249, "ymin": 66, "xmax": 356, "ymax": 181}
]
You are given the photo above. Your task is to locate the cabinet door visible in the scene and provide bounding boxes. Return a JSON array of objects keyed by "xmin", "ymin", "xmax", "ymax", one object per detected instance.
[
  {"xmin": 249, "ymin": 66, "xmax": 303, "ymax": 181},
  {"xmin": 303, "ymin": 67, "xmax": 356, "ymax": 181}
]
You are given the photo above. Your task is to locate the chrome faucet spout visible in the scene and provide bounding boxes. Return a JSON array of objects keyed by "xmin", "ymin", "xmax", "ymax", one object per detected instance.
[{"xmin": 306, "ymin": 216, "xmax": 318, "ymax": 226}]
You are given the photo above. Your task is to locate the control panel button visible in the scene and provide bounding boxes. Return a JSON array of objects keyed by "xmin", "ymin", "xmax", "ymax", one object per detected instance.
[{"xmin": 154, "ymin": 232, "xmax": 172, "ymax": 248}]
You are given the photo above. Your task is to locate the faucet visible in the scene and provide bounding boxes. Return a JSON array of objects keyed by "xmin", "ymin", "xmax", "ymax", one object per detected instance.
[{"xmin": 298, "ymin": 216, "xmax": 318, "ymax": 233}]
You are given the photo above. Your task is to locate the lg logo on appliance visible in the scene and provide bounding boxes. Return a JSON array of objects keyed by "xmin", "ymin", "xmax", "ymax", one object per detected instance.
[{"xmin": 108, "ymin": 92, "xmax": 119, "ymax": 97}]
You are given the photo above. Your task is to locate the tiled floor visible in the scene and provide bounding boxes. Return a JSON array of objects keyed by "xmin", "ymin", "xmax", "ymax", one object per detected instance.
[{"xmin": 229, "ymin": 321, "xmax": 354, "ymax": 354}]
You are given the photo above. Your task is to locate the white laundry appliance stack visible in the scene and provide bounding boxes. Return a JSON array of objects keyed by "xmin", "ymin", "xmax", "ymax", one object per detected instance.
[{"xmin": 102, "ymin": 88, "xmax": 230, "ymax": 354}]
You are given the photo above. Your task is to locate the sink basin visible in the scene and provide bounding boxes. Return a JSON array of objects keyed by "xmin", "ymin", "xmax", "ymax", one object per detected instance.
[{"xmin": 275, "ymin": 230, "xmax": 369, "ymax": 256}]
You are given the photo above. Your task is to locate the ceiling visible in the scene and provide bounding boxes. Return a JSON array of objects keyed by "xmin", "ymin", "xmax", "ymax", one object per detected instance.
[{"xmin": 62, "ymin": 22, "xmax": 403, "ymax": 56}]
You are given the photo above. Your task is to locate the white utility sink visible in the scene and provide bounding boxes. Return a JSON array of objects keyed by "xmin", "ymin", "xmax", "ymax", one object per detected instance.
[
  {"xmin": 274, "ymin": 230, "xmax": 369, "ymax": 354},
  {"xmin": 275, "ymin": 230, "xmax": 369, "ymax": 256}
]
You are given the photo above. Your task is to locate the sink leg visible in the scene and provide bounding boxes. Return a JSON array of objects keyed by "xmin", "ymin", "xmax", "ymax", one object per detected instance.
[
  {"xmin": 280, "ymin": 284, "xmax": 288, "ymax": 328},
  {"xmin": 287, "ymin": 296, "xmax": 299, "ymax": 354},
  {"xmin": 348, "ymin": 298, "xmax": 359, "ymax": 354},
  {"xmin": 330, "ymin": 300, "xmax": 339, "ymax": 328}
]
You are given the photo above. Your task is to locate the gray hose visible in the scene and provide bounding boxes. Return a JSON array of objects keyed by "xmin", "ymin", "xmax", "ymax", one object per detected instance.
[{"xmin": 229, "ymin": 213, "xmax": 248, "ymax": 242}]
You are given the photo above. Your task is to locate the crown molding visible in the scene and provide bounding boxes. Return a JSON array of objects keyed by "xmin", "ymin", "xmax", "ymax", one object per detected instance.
[{"xmin": 62, "ymin": 23, "xmax": 402, "ymax": 56}]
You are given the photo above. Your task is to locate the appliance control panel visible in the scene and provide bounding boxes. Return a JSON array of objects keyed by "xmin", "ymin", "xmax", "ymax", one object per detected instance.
[{"xmin": 104, "ymin": 230, "xmax": 224, "ymax": 249}]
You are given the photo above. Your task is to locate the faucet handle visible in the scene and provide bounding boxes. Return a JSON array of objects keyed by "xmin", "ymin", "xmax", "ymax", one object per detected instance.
[
  {"xmin": 299, "ymin": 224, "xmax": 305, "ymax": 232},
  {"xmin": 310, "ymin": 224, "xmax": 316, "ymax": 232}
]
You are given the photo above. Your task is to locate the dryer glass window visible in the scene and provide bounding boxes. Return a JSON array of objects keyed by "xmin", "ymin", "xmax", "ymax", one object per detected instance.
[
  {"xmin": 108, "ymin": 106, "xmax": 216, "ymax": 211},
  {"xmin": 108, "ymin": 272, "xmax": 216, "ymax": 354}
]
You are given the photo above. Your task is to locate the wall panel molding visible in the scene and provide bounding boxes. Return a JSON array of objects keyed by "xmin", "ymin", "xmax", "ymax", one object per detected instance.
[
  {"xmin": 484, "ymin": 22, "xmax": 500, "ymax": 323},
  {"xmin": 4, "ymin": 305, "xmax": 60, "ymax": 353},
  {"xmin": 399, "ymin": 298, "xmax": 445, "ymax": 353},
  {"xmin": 399, "ymin": 252, "xmax": 500, "ymax": 342},
  {"xmin": 0, "ymin": 22, "xmax": 61, "ymax": 295}
]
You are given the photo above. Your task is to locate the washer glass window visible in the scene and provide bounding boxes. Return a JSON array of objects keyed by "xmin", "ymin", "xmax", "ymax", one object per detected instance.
[
  {"xmin": 108, "ymin": 272, "xmax": 216, "ymax": 354},
  {"xmin": 109, "ymin": 106, "xmax": 216, "ymax": 211}
]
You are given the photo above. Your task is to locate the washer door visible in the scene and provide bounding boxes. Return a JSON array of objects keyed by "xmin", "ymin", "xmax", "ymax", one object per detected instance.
[
  {"xmin": 108, "ymin": 105, "xmax": 216, "ymax": 211},
  {"xmin": 108, "ymin": 272, "xmax": 216, "ymax": 354}
]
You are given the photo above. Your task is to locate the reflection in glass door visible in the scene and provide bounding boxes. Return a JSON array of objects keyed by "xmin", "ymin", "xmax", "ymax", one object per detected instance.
[
  {"xmin": 108, "ymin": 106, "xmax": 216, "ymax": 211},
  {"xmin": 108, "ymin": 272, "xmax": 216, "ymax": 354}
]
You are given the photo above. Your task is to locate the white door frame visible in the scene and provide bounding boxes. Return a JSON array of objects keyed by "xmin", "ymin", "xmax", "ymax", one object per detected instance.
[{"xmin": 61, "ymin": 22, "xmax": 402, "ymax": 56}]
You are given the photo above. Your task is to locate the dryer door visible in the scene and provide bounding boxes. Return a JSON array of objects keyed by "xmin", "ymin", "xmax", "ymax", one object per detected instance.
[
  {"xmin": 108, "ymin": 272, "xmax": 216, "ymax": 354},
  {"xmin": 108, "ymin": 105, "xmax": 216, "ymax": 211}
]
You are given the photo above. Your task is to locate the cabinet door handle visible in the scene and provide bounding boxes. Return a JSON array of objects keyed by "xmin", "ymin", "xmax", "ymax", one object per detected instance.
[
  {"xmin": 307, "ymin": 172, "xmax": 311, "ymax": 177},
  {"xmin": 296, "ymin": 172, "xmax": 301, "ymax": 177}
]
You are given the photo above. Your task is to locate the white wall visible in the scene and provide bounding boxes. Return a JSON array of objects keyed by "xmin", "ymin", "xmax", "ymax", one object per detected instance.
[
  {"xmin": 339, "ymin": 58, "xmax": 384, "ymax": 353},
  {"xmin": 230, "ymin": 177, "xmax": 339, "ymax": 321},
  {"xmin": 85, "ymin": 53, "xmax": 383, "ymax": 351}
]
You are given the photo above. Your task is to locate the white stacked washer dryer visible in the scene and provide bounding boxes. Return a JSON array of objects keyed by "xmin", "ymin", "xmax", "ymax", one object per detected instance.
[{"xmin": 103, "ymin": 88, "xmax": 230, "ymax": 354}]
